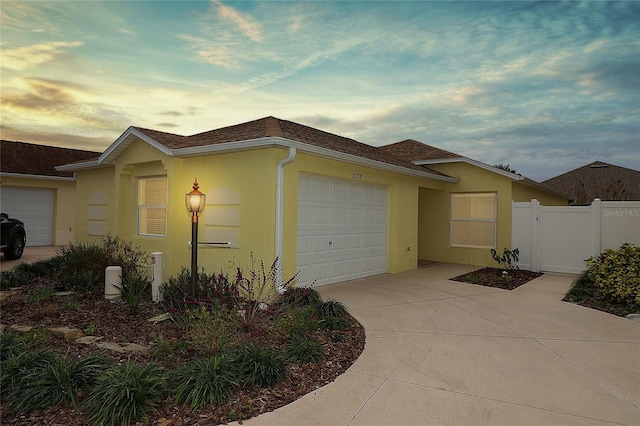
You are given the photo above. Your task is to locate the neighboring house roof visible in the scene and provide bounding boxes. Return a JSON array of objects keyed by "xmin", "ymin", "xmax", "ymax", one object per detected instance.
[
  {"xmin": 381, "ymin": 139, "xmax": 571, "ymax": 199},
  {"xmin": 58, "ymin": 116, "xmax": 457, "ymax": 183},
  {"xmin": 0, "ymin": 140, "xmax": 100, "ymax": 179},
  {"xmin": 542, "ymin": 161, "xmax": 640, "ymax": 205}
]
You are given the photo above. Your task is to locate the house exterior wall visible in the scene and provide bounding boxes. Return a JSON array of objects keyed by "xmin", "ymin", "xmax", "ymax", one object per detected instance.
[
  {"xmin": 511, "ymin": 182, "xmax": 569, "ymax": 205},
  {"xmin": 73, "ymin": 140, "xmax": 446, "ymax": 284},
  {"xmin": 418, "ymin": 162, "xmax": 514, "ymax": 267},
  {"xmin": 280, "ymin": 150, "xmax": 443, "ymax": 281},
  {"xmin": 0, "ymin": 175, "xmax": 77, "ymax": 245},
  {"xmin": 74, "ymin": 167, "xmax": 116, "ymax": 242}
]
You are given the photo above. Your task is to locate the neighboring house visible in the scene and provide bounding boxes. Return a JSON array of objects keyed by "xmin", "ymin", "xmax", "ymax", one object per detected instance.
[
  {"xmin": 542, "ymin": 161, "xmax": 640, "ymax": 205},
  {"xmin": 58, "ymin": 117, "xmax": 570, "ymax": 287},
  {"xmin": 0, "ymin": 140, "xmax": 100, "ymax": 246}
]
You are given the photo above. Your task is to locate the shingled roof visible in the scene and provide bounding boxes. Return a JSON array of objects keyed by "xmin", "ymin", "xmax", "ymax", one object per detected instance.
[
  {"xmin": 1, "ymin": 140, "xmax": 100, "ymax": 179},
  {"xmin": 542, "ymin": 161, "xmax": 640, "ymax": 205},
  {"xmin": 380, "ymin": 139, "xmax": 461, "ymax": 161},
  {"xmin": 131, "ymin": 116, "xmax": 452, "ymax": 178}
]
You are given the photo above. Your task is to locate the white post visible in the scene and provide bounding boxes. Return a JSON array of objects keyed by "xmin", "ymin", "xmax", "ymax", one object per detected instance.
[
  {"xmin": 105, "ymin": 266, "xmax": 122, "ymax": 300},
  {"xmin": 591, "ymin": 198, "xmax": 602, "ymax": 256},
  {"xmin": 150, "ymin": 252, "xmax": 164, "ymax": 302},
  {"xmin": 531, "ymin": 199, "xmax": 541, "ymax": 273}
]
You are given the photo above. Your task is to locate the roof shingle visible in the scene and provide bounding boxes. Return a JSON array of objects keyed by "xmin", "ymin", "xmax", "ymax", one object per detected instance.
[
  {"xmin": 542, "ymin": 161, "xmax": 640, "ymax": 204},
  {"xmin": 380, "ymin": 139, "xmax": 461, "ymax": 161},
  {"xmin": 134, "ymin": 117, "xmax": 451, "ymax": 177},
  {"xmin": 1, "ymin": 140, "xmax": 100, "ymax": 178}
]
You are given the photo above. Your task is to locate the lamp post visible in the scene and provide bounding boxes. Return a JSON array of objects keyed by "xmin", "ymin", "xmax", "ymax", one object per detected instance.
[{"xmin": 186, "ymin": 178, "xmax": 205, "ymax": 297}]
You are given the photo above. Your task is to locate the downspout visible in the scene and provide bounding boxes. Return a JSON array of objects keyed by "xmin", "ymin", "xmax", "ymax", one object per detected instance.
[{"xmin": 275, "ymin": 147, "xmax": 297, "ymax": 294}]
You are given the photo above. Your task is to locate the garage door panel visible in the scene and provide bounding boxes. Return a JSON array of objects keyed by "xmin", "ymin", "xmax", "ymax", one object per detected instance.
[
  {"xmin": 347, "ymin": 208, "xmax": 361, "ymax": 223},
  {"xmin": 346, "ymin": 234, "xmax": 361, "ymax": 249},
  {"xmin": 312, "ymin": 177, "xmax": 331, "ymax": 198},
  {"xmin": 1, "ymin": 187, "xmax": 54, "ymax": 246},
  {"xmin": 297, "ymin": 173, "xmax": 388, "ymax": 287},
  {"xmin": 311, "ymin": 235, "xmax": 330, "ymax": 254},
  {"xmin": 361, "ymin": 233, "xmax": 375, "ymax": 248},
  {"xmin": 347, "ymin": 183, "xmax": 361, "ymax": 201},
  {"xmin": 297, "ymin": 235, "xmax": 311, "ymax": 255},
  {"xmin": 331, "ymin": 207, "xmax": 346, "ymax": 224},
  {"xmin": 329, "ymin": 234, "xmax": 345, "ymax": 250},
  {"xmin": 331, "ymin": 181, "xmax": 347, "ymax": 200},
  {"xmin": 362, "ymin": 209, "xmax": 376, "ymax": 224},
  {"xmin": 310, "ymin": 262, "xmax": 329, "ymax": 284},
  {"xmin": 312, "ymin": 207, "xmax": 330, "ymax": 224},
  {"xmin": 298, "ymin": 206, "xmax": 310, "ymax": 224},
  {"xmin": 329, "ymin": 260, "xmax": 345, "ymax": 280}
]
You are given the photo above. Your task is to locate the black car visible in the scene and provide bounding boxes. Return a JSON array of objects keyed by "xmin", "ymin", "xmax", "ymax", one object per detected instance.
[{"xmin": 1, "ymin": 212, "xmax": 26, "ymax": 260}]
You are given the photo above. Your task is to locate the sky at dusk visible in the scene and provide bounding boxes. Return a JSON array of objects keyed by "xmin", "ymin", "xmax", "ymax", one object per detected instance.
[{"xmin": 1, "ymin": 0, "xmax": 639, "ymax": 181}]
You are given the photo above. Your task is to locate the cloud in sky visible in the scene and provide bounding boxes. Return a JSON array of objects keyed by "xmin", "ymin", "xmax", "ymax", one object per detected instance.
[{"xmin": 0, "ymin": 0, "xmax": 638, "ymax": 181}]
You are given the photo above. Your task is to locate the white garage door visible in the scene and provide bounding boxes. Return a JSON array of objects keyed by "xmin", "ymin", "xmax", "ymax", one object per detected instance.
[
  {"xmin": 297, "ymin": 173, "xmax": 388, "ymax": 287},
  {"xmin": 1, "ymin": 187, "xmax": 54, "ymax": 246}
]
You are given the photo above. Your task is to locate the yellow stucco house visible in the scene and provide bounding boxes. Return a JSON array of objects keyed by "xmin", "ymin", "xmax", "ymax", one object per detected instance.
[{"xmin": 58, "ymin": 117, "xmax": 570, "ymax": 287}]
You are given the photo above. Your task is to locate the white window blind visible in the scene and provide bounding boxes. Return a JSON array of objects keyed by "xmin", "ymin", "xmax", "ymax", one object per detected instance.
[
  {"xmin": 451, "ymin": 193, "xmax": 496, "ymax": 248},
  {"xmin": 138, "ymin": 177, "xmax": 167, "ymax": 236}
]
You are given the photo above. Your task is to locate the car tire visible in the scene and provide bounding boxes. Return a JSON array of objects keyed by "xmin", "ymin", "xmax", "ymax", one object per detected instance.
[{"xmin": 4, "ymin": 232, "xmax": 25, "ymax": 260}]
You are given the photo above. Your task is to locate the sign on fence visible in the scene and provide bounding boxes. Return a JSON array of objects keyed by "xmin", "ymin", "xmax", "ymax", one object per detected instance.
[{"xmin": 512, "ymin": 199, "xmax": 640, "ymax": 274}]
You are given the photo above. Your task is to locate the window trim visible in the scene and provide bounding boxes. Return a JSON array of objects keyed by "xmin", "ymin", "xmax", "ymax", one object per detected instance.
[
  {"xmin": 137, "ymin": 176, "xmax": 167, "ymax": 237},
  {"xmin": 450, "ymin": 192, "xmax": 497, "ymax": 249}
]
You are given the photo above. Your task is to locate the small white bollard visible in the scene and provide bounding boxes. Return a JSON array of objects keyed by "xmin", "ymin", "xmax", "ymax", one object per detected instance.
[
  {"xmin": 150, "ymin": 252, "xmax": 164, "ymax": 302},
  {"xmin": 105, "ymin": 266, "xmax": 122, "ymax": 300}
]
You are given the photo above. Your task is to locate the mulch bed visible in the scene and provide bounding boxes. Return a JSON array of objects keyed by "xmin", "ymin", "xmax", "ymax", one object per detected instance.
[
  {"xmin": 0, "ymin": 285, "xmax": 365, "ymax": 425},
  {"xmin": 450, "ymin": 267, "xmax": 543, "ymax": 290}
]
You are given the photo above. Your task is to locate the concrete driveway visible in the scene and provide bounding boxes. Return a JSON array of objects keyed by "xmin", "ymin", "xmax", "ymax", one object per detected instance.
[
  {"xmin": 0, "ymin": 246, "xmax": 58, "ymax": 271},
  {"xmin": 236, "ymin": 263, "xmax": 640, "ymax": 426}
]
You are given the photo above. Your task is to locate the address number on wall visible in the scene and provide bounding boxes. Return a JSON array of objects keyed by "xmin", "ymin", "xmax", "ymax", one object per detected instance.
[{"xmin": 351, "ymin": 173, "xmax": 362, "ymax": 181}]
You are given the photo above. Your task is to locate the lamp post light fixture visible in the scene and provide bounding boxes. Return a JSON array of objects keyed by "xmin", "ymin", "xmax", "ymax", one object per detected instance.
[{"xmin": 186, "ymin": 178, "xmax": 205, "ymax": 296}]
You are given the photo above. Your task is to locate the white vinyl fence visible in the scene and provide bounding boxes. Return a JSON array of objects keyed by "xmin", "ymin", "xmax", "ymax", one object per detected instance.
[{"xmin": 512, "ymin": 199, "xmax": 640, "ymax": 274}]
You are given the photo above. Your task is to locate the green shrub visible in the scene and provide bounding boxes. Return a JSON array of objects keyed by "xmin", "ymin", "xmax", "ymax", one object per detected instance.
[
  {"xmin": 317, "ymin": 299, "xmax": 348, "ymax": 319},
  {"xmin": 279, "ymin": 287, "xmax": 322, "ymax": 308},
  {"xmin": 7, "ymin": 354, "xmax": 110, "ymax": 414},
  {"xmin": 1, "ymin": 348, "xmax": 59, "ymax": 401},
  {"xmin": 585, "ymin": 243, "xmax": 640, "ymax": 305},
  {"xmin": 57, "ymin": 235, "xmax": 150, "ymax": 293},
  {"xmin": 162, "ymin": 267, "xmax": 238, "ymax": 311},
  {"xmin": 318, "ymin": 315, "xmax": 350, "ymax": 331},
  {"xmin": 286, "ymin": 335, "xmax": 324, "ymax": 363},
  {"xmin": 232, "ymin": 343, "xmax": 286, "ymax": 388},
  {"xmin": 84, "ymin": 362, "xmax": 167, "ymax": 426},
  {"xmin": 119, "ymin": 272, "xmax": 152, "ymax": 315},
  {"xmin": 185, "ymin": 305, "xmax": 239, "ymax": 354},
  {"xmin": 172, "ymin": 355, "xmax": 239, "ymax": 409},
  {"xmin": 17, "ymin": 257, "xmax": 63, "ymax": 278},
  {"xmin": 0, "ymin": 332, "xmax": 29, "ymax": 361},
  {"xmin": 29, "ymin": 285, "xmax": 56, "ymax": 302},
  {"xmin": 0, "ymin": 269, "xmax": 33, "ymax": 290},
  {"xmin": 276, "ymin": 306, "xmax": 318, "ymax": 337},
  {"xmin": 150, "ymin": 335, "xmax": 175, "ymax": 361},
  {"xmin": 565, "ymin": 270, "xmax": 597, "ymax": 303},
  {"xmin": 317, "ymin": 299, "xmax": 350, "ymax": 330}
]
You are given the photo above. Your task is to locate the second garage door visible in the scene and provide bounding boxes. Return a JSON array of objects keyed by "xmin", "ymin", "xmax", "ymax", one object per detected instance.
[
  {"xmin": 296, "ymin": 173, "xmax": 388, "ymax": 287},
  {"xmin": 1, "ymin": 186, "xmax": 55, "ymax": 246}
]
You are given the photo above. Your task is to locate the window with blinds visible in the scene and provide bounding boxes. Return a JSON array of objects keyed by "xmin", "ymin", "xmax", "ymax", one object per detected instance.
[
  {"xmin": 450, "ymin": 193, "xmax": 496, "ymax": 248},
  {"xmin": 138, "ymin": 177, "xmax": 167, "ymax": 236}
]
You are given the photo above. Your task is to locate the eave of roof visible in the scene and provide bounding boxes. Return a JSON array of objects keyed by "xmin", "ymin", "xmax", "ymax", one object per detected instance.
[
  {"xmin": 0, "ymin": 172, "xmax": 76, "ymax": 182},
  {"xmin": 414, "ymin": 157, "xmax": 572, "ymax": 199}
]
